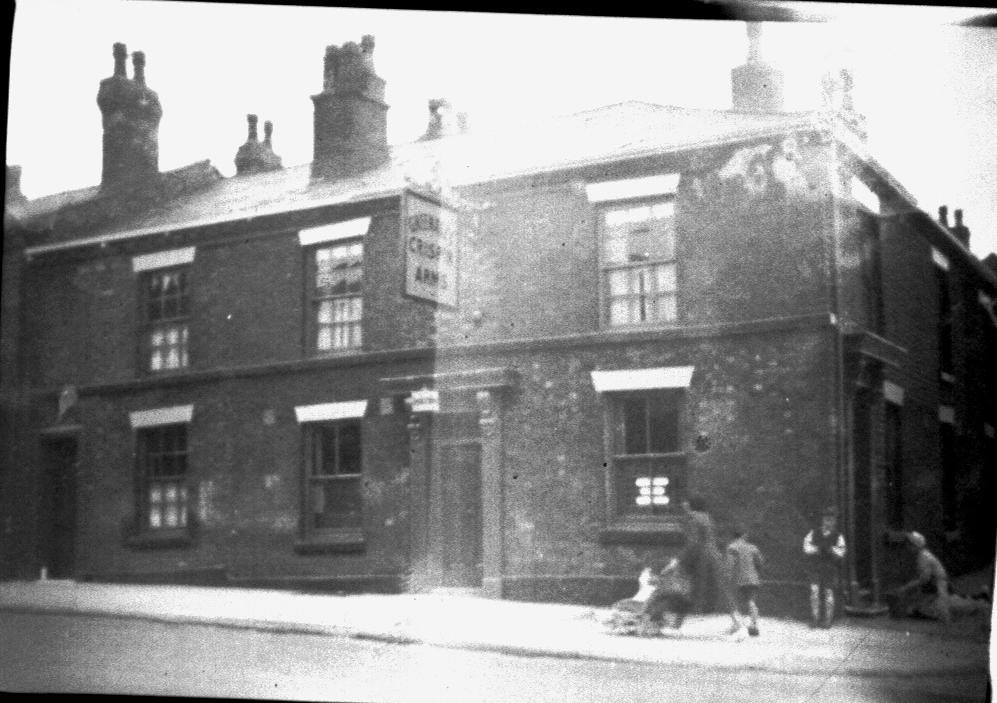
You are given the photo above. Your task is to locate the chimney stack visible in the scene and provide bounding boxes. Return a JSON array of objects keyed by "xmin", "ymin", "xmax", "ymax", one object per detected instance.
[
  {"xmin": 951, "ymin": 209, "xmax": 971, "ymax": 248},
  {"xmin": 235, "ymin": 114, "xmax": 283, "ymax": 176},
  {"xmin": 96, "ymin": 43, "xmax": 162, "ymax": 191},
  {"xmin": 730, "ymin": 22, "xmax": 785, "ymax": 113},
  {"xmin": 311, "ymin": 35, "xmax": 389, "ymax": 180},
  {"xmin": 6, "ymin": 165, "xmax": 27, "ymax": 206},
  {"xmin": 821, "ymin": 67, "xmax": 867, "ymax": 140}
]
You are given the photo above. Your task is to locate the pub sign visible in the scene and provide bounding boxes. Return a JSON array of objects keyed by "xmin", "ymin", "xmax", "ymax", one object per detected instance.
[{"xmin": 404, "ymin": 192, "xmax": 458, "ymax": 307}]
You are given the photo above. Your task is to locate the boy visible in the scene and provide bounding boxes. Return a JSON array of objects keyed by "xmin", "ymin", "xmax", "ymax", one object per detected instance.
[
  {"xmin": 726, "ymin": 527, "xmax": 764, "ymax": 637},
  {"xmin": 803, "ymin": 506, "xmax": 846, "ymax": 628},
  {"xmin": 894, "ymin": 531, "xmax": 952, "ymax": 624}
]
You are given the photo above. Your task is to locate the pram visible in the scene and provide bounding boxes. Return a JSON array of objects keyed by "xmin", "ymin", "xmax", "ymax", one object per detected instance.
[{"xmin": 605, "ymin": 560, "xmax": 693, "ymax": 636}]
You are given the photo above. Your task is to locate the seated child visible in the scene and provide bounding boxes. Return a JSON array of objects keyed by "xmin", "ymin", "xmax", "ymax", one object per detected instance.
[
  {"xmin": 644, "ymin": 556, "xmax": 695, "ymax": 632},
  {"xmin": 605, "ymin": 566, "xmax": 661, "ymax": 635}
]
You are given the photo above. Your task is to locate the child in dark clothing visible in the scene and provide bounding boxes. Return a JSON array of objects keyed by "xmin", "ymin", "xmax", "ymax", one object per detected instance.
[
  {"xmin": 726, "ymin": 527, "xmax": 764, "ymax": 637},
  {"xmin": 803, "ymin": 506, "xmax": 847, "ymax": 628}
]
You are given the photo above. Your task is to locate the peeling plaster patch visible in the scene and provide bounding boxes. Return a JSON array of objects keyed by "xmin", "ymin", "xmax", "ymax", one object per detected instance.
[
  {"xmin": 198, "ymin": 480, "xmax": 216, "ymax": 525},
  {"xmin": 263, "ymin": 474, "xmax": 280, "ymax": 490},
  {"xmin": 272, "ymin": 515, "xmax": 296, "ymax": 532}
]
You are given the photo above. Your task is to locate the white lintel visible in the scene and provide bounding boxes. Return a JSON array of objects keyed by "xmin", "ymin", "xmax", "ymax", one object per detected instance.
[
  {"xmin": 132, "ymin": 247, "xmax": 196, "ymax": 273},
  {"xmin": 938, "ymin": 405, "xmax": 955, "ymax": 425},
  {"xmin": 584, "ymin": 174, "xmax": 680, "ymax": 204},
  {"xmin": 129, "ymin": 404, "xmax": 194, "ymax": 428},
  {"xmin": 883, "ymin": 381, "xmax": 904, "ymax": 406},
  {"xmin": 294, "ymin": 400, "xmax": 368, "ymax": 423},
  {"xmin": 298, "ymin": 217, "xmax": 371, "ymax": 247},
  {"xmin": 591, "ymin": 366, "xmax": 694, "ymax": 393},
  {"xmin": 931, "ymin": 247, "xmax": 950, "ymax": 272}
]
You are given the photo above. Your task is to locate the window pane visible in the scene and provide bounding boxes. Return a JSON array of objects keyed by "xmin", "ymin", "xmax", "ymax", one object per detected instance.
[
  {"xmin": 655, "ymin": 264, "xmax": 676, "ymax": 293},
  {"xmin": 655, "ymin": 294, "xmax": 677, "ymax": 323},
  {"xmin": 609, "ymin": 298, "xmax": 633, "ymax": 326},
  {"xmin": 647, "ymin": 395, "xmax": 680, "ymax": 453},
  {"xmin": 622, "ymin": 398, "xmax": 647, "ymax": 454},
  {"xmin": 615, "ymin": 457, "xmax": 684, "ymax": 516},
  {"xmin": 317, "ymin": 427, "xmax": 337, "ymax": 476},
  {"xmin": 607, "ymin": 269, "xmax": 629, "ymax": 296},
  {"xmin": 311, "ymin": 477, "xmax": 363, "ymax": 530},
  {"xmin": 317, "ymin": 326, "xmax": 332, "ymax": 350},
  {"xmin": 338, "ymin": 423, "xmax": 362, "ymax": 474},
  {"xmin": 149, "ymin": 507, "xmax": 162, "ymax": 529}
]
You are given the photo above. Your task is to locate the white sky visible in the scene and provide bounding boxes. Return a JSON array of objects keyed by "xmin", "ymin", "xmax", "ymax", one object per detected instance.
[{"xmin": 7, "ymin": 1, "xmax": 997, "ymax": 259}]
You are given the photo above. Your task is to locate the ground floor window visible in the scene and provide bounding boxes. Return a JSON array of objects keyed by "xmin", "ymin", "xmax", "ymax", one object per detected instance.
[
  {"xmin": 609, "ymin": 391, "xmax": 686, "ymax": 519},
  {"xmin": 137, "ymin": 424, "xmax": 189, "ymax": 530},
  {"xmin": 304, "ymin": 421, "xmax": 363, "ymax": 532}
]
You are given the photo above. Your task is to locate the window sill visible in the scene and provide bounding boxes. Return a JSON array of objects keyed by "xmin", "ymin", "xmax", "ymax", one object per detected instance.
[
  {"xmin": 125, "ymin": 529, "xmax": 194, "ymax": 550},
  {"xmin": 294, "ymin": 530, "xmax": 366, "ymax": 555},
  {"xmin": 599, "ymin": 520, "xmax": 686, "ymax": 545}
]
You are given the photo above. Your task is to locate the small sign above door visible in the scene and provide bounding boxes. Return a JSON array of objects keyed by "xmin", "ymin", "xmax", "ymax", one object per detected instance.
[{"xmin": 410, "ymin": 388, "xmax": 440, "ymax": 413}]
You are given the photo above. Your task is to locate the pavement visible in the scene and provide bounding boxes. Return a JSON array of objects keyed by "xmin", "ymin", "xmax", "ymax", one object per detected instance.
[{"xmin": 0, "ymin": 579, "xmax": 991, "ymax": 678}]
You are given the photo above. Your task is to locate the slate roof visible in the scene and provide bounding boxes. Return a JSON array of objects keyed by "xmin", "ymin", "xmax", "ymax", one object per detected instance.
[{"xmin": 20, "ymin": 102, "xmax": 832, "ymax": 254}]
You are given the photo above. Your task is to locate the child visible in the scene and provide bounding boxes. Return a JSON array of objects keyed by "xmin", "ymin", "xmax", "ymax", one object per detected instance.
[
  {"xmin": 643, "ymin": 555, "xmax": 695, "ymax": 632},
  {"xmin": 605, "ymin": 565, "xmax": 661, "ymax": 635},
  {"xmin": 803, "ymin": 506, "xmax": 846, "ymax": 628},
  {"xmin": 726, "ymin": 527, "xmax": 764, "ymax": 637}
]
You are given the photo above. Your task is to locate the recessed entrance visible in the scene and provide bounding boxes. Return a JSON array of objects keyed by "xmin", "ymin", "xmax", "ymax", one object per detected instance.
[
  {"xmin": 39, "ymin": 436, "xmax": 79, "ymax": 579},
  {"xmin": 433, "ymin": 409, "xmax": 482, "ymax": 588}
]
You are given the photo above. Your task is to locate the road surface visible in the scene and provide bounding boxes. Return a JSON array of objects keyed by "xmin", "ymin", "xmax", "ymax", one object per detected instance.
[{"xmin": 0, "ymin": 612, "xmax": 987, "ymax": 702}]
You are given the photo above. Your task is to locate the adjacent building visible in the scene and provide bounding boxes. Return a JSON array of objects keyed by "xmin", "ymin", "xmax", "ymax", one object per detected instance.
[{"xmin": 3, "ymin": 27, "xmax": 995, "ymax": 616}]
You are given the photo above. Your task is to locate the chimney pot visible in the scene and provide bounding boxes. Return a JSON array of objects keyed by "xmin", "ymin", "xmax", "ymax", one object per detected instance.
[
  {"xmin": 747, "ymin": 22, "xmax": 762, "ymax": 62},
  {"xmin": 263, "ymin": 120, "xmax": 273, "ymax": 145},
  {"xmin": 132, "ymin": 51, "xmax": 146, "ymax": 86},
  {"xmin": 731, "ymin": 22, "xmax": 784, "ymax": 113},
  {"xmin": 113, "ymin": 42, "xmax": 128, "ymax": 77},
  {"xmin": 950, "ymin": 208, "xmax": 971, "ymax": 248},
  {"xmin": 247, "ymin": 114, "xmax": 259, "ymax": 141},
  {"xmin": 939, "ymin": 205, "xmax": 949, "ymax": 227}
]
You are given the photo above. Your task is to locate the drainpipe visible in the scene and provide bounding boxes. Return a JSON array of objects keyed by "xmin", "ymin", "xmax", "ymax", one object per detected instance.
[{"xmin": 825, "ymin": 121, "xmax": 853, "ymax": 607}]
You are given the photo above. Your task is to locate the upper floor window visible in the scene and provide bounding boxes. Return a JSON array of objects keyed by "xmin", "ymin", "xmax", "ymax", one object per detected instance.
[
  {"xmin": 133, "ymin": 247, "xmax": 195, "ymax": 375},
  {"xmin": 143, "ymin": 267, "xmax": 190, "ymax": 372},
  {"xmin": 600, "ymin": 200, "xmax": 677, "ymax": 327},
  {"xmin": 310, "ymin": 240, "xmax": 363, "ymax": 352}
]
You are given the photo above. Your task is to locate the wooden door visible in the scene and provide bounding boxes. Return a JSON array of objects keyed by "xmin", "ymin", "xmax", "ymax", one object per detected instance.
[
  {"xmin": 438, "ymin": 440, "xmax": 482, "ymax": 587},
  {"xmin": 40, "ymin": 437, "xmax": 78, "ymax": 579}
]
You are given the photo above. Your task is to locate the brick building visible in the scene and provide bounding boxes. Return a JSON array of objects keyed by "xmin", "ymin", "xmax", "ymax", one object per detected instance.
[{"xmin": 3, "ymin": 28, "xmax": 995, "ymax": 615}]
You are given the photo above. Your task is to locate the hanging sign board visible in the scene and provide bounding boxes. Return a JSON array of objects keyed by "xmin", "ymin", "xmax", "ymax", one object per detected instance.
[
  {"xmin": 409, "ymin": 387, "xmax": 440, "ymax": 414},
  {"xmin": 403, "ymin": 192, "xmax": 458, "ymax": 308}
]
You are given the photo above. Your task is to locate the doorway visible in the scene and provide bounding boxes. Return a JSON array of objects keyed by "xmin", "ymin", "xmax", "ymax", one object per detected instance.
[
  {"xmin": 39, "ymin": 436, "xmax": 78, "ymax": 579},
  {"xmin": 852, "ymin": 388, "xmax": 873, "ymax": 590},
  {"xmin": 433, "ymin": 410, "xmax": 482, "ymax": 588}
]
